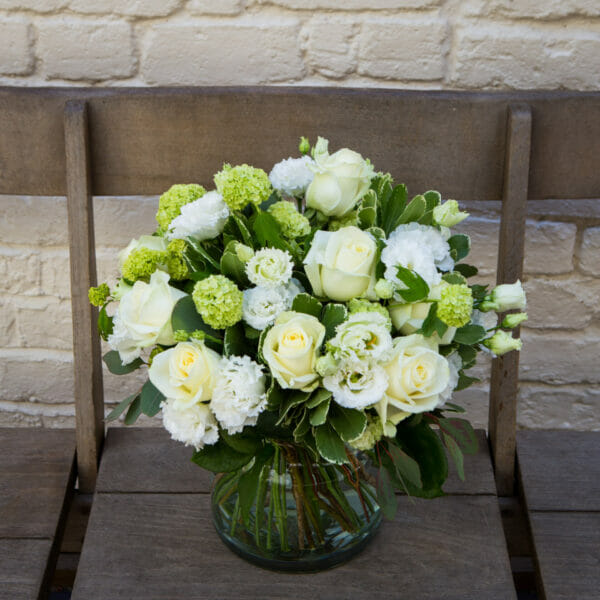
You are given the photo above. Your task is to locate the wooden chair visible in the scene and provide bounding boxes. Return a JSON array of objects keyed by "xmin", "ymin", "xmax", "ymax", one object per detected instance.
[{"xmin": 1, "ymin": 87, "xmax": 598, "ymax": 598}]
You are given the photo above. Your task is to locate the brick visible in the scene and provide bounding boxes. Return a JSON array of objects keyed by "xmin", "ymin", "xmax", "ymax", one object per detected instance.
[
  {"xmin": 0, "ymin": 0, "xmax": 67, "ymax": 11},
  {"xmin": 465, "ymin": 0, "xmax": 600, "ymax": 19},
  {"xmin": 0, "ymin": 19, "xmax": 33, "ymax": 76},
  {"xmin": 0, "ymin": 248, "xmax": 41, "ymax": 295},
  {"xmin": 454, "ymin": 217, "xmax": 498, "ymax": 276},
  {"xmin": 453, "ymin": 26, "xmax": 600, "ymax": 89},
  {"xmin": 520, "ymin": 330, "xmax": 600, "ymax": 385},
  {"xmin": 524, "ymin": 221, "xmax": 576, "ymax": 274},
  {"xmin": 38, "ymin": 19, "xmax": 135, "ymax": 81},
  {"xmin": 0, "ymin": 298, "xmax": 18, "ymax": 347},
  {"xmin": 303, "ymin": 19, "xmax": 358, "ymax": 79},
  {"xmin": 141, "ymin": 19, "xmax": 305, "ymax": 85},
  {"xmin": 40, "ymin": 249, "xmax": 70, "ymax": 300},
  {"xmin": 519, "ymin": 385, "xmax": 600, "ymax": 430},
  {"xmin": 69, "ymin": 0, "xmax": 182, "ymax": 16},
  {"xmin": 0, "ymin": 407, "xmax": 43, "ymax": 427},
  {"xmin": 260, "ymin": 0, "xmax": 440, "ymax": 8},
  {"xmin": 358, "ymin": 18, "xmax": 446, "ymax": 81},
  {"xmin": 188, "ymin": 0, "xmax": 244, "ymax": 14},
  {"xmin": 94, "ymin": 196, "xmax": 158, "ymax": 247},
  {"xmin": 523, "ymin": 277, "xmax": 600, "ymax": 330},
  {"xmin": 580, "ymin": 227, "xmax": 600, "ymax": 276}
]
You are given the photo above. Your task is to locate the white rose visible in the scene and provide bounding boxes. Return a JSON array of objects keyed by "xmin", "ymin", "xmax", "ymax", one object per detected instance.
[
  {"xmin": 107, "ymin": 270, "xmax": 186, "ymax": 364},
  {"xmin": 166, "ymin": 190, "xmax": 229, "ymax": 242},
  {"xmin": 324, "ymin": 360, "xmax": 388, "ymax": 410},
  {"xmin": 306, "ymin": 137, "xmax": 375, "ymax": 217},
  {"xmin": 380, "ymin": 334, "xmax": 450, "ymax": 417},
  {"xmin": 304, "ymin": 226, "xmax": 377, "ymax": 302},
  {"xmin": 161, "ymin": 398, "xmax": 219, "ymax": 450},
  {"xmin": 328, "ymin": 311, "xmax": 393, "ymax": 362},
  {"xmin": 118, "ymin": 235, "xmax": 168, "ymax": 271},
  {"xmin": 262, "ymin": 311, "xmax": 325, "ymax": 392},
  {"xmin": 149, "ymin": 341, "xmax": 221, "ymax": 410},
  {"xmin": 246, "ymin": 248, "xmax": 293, "ymax": 288}
]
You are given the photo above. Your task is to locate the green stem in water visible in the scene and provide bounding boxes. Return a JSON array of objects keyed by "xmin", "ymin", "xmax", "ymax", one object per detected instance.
[{"xmin": 254, "ymin": 459, "xmax": 272, "ymax": 549}]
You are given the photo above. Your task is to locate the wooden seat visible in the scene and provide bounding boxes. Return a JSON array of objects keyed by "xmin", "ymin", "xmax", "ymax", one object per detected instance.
[
  {"xmin": 72, "ymin": 428, "xmax": 515, "ymax": 599},
  {"xmin": 517, "ymin": 431, "xmax": 600, "ymax": 600},
  {"xmin": 0, "ymin": 428, "xmax": 75, "ymax": 600}
]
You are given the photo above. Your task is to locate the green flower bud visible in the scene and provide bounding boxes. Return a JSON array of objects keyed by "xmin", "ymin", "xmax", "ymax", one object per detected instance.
[
  {"xmin": 481, "ymin": 280, "xmax": 527, "ymax": 312},
  {"xmin": 315, "ymin": 353, "xmax": 338, "ymax": 377},
  {"xmin": 299, "ymin": 136, "xmax": 310, "ymax": 155},
  {"xmin": 501, "ymin": 312, "xmax": 528, "ymax": 329},
  {"xmin": 235, "ymin": 243, "xmax": 254, "ymax": 263},
  {"xmin": 484, "ymin": 330, "xmax": 522, "ymax": 356},
  {"xmin": 433, "ymin": 200, "xmax": 469, "ymax": 227},
  {"xmin": 374, "ymin": 278, "xmax": 394, "ymax": 300},
  {"xmin": 88, "ymin": 283, "xmax": 110, "ymax": 307}
]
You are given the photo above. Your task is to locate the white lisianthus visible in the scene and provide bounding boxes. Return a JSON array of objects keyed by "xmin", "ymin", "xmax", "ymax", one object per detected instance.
[
  {"xmin": 471, "ymin": 308, "xmax": 498, "ymax": 331},
  {"xmin": 328, "ymin": 311, "xmax": 393, "ymax": 362},
  {"xmin": 262, "ymin": 311, "xmax": 325, "ymax": 392},
  {"xmin": 161, "ymin": 398, "xmax": 219, "ymax": 450},
  {"xmin": 166, "ymin": 190, "xmax": 229, "ymax": 241},
  {"xmin": 306, "ymin": 137, "xmax": 375, "ymax": 217},
  {"xmin": 304, "ymin": 226, "xmax": 377, "ymax": 302},
  {"xmin": 246, "ymin": 248, "xmax": 293, "ymax": 288},
  {"xmin": 433, "ymin": 200, "xmax": 469, "ymax": 228},
  {"xmin": 323, "ymin": 360, "xmax": 388, "ymax": 410},
  {"xmin": 481, "ymin": 280, "xmax": 527, "ymax": 312},
  {"xmin": 381, "ymin": 223, "xmax": 454, "ymax": 289},
  {"xmin": 242, "ymin": 279, "xmax": 303, "ymax": 330},
  {"xmin": 211, "ymin": 355, "xmax": 268, "ymax": 435},
  {"xmin": 439, "ymin": 352, "xmax": 462, "ymax": 404},
  {"xmin": 107, "ymin": 270, "xmax": 186, "ymax": 364},
  {"xmin": 118, "ymin": 235, "xmax": 168, "ymax": 271},
  {"xmin": 483, "ymin": 330, "xmax": 523, "ymax": 356},
  {"xmin": 269, "ymin": 156, "xmax": 315, "ymax": 197},
  {"xmin": 149, "ymin": 340, "xmax": 221, "ymax": 410}
]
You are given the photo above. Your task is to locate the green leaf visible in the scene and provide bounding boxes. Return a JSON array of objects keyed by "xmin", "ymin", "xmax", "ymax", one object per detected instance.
[
  {"xmin": 223, "ymin": 214, "xmax": 254, "ymax": 248},
  {"xmin": 224, "ymin": 322, "xmax": 247, "ymax": 357},
  {"xmin": 442, "ymin": 272, "xmax": 467, "ymax": 285},
  {"xmin": 329, "ymin": 405, "xmax": 367, "ymax": 442},
  {"xmin": 309, "ymin": 398, "xmax": 330, "ymax": 426},
  {"xmin": 103, "ymin": 350, "xmax": 144, "ymax": 375},
  {"xmin": 291, "ymin": 293, "xmax": 323, "ymax": 318},
  {"xmin": 252, "ymin": 210, "xmax": 289, "ymax": 253},
  {"xmin": 322, "ymin": 303, "xmax": 347, "ymax": 341},
  {"xmin": 277, "ymin": 390, "xmax": 310, "ymax": 425},
  {"xmin": 396, "ymin": 420, "xmax": 448, "ymax": 498},
  {"xmin": 171, "ymin": 296, "xmax": 222, "ymax": 352},
  {"xmin": 423, "ymin": 190, "xmax": 442, "ymax": 211},
  {"xmin": 220, "ymin": 244, "xmax": 249, "ymax": 287},
  {"xmin": 293, "ymin": 410, "xmax": 311, "ymax": 441},
  {"xmin": 186, "ymin": 238, "xmax": 221, "ymax": 270},
  {"xmin": 444, "ymin": 402, "xmax": 466, "ymax": 413},
  {"xmin": 387, "ymin": 442, "xmax": 422, "ymax": 489},
  {"xmin": 381, "ymin": 184, "xmax": 407, "ymax": 234},
  {"xmin": 314, "ymin": 423, "xmax": 347, "ymax": 464},
  {"xmin": 98, "ymin": 305, "xmax": 113, "ymax": 341},
  {"xmin": 191, "ymin": 439, "xmax": 253, "ymax": 473},
  {"xmin": 419, "ymin": 303, "xmax": 448, "ymax": 338},
  {"xmin": 455, "ymin": 371, "xmax": 480, "ymax": 391},
  {"xmin": 395, "ymin": 266, "xmax": 430, "ymax": 303},
  {"xmin": 443, "ymin": 433, "xmax": 465, "ymax": 481},
  {"xmin": 358, "ymin": 206, "xmax": 376, "ymax": 229},
  {"xmin": 454, "ymin": 263, "xmax": 478, "ymax": 278},
  {"xmin": 448, "ymin": 234, "xmax": 471, "ymax": 262},
  {"xmin": 140, "ymin": 380, "xmax": 164, "ymax": 417},
  {"xmin": 237, "ymin": 445, "xmax": 275, "ymax": 525},
  {"xmin": 220, "ymin": 428, "xmax": 262, "ymax": 455},
  {"xmin": 457, "ymin": 344, "xmax": 478, "ymax": 370},
  {"xmin": 453, "ymin": 324, "xmax": 486, "ymax": 345},
  {"xmin": 397, "ymin": 194, "xmax": 426, "ymax": 225},
  {"xmin": 438, "ymin": 417, "xmax": 479, "ymax": 454},
  {"xmin": 305, "ymin": 388, "xmax": 332, "ymax": 409},
  {"xmin": 376, "ymin": 465, "xmax": 398, "ymax": 519},
  {"xmin": 265, "ymin": 379, "xmax": 285, "ymax": 410},
  {"xmin": 124, "ymin": 395, "xmax": 143, "ymax": 425},
  {"xmin": 106, "ymin": 393, "xmax": 138, "ymax": 422},
  {"xmin": 255, "ymin": 409, "xmax": 293, "ymax": 440}
]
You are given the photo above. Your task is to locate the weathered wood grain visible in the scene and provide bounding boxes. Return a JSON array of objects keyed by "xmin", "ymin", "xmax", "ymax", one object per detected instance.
[
  {"xmin": 528, "ymin": 512, "xmax": 600, "ymax": 600},
  {"xmin": 0, "ymin": 539, "xmax": 53, "ymax": 600},
  {"xmin": 72, "ymin": 493, "xmax": 515, "ymax": 600},
  {"xmin": 1, "ymin": 88, "xmax": 599, "ymax": 199},
  {"xmin": 0, "ymin": 429, "xmax": 75, "ymax": 539},
  {"xmin": 489, "ymin": 105, "xmax": 531, "ymax": 497},
  {"xmin": 65, "ymin": 100, "xmax": 105, "ymax": 494},
  {"xmin": 517, "ymin": 431, "xmax": 600, "ymax": 512}
]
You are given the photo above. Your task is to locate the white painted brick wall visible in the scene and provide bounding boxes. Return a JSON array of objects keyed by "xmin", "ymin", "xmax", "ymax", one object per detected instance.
[{"xmin": 0, "ymin": 0, "xmax": 598, "ymax": 430}]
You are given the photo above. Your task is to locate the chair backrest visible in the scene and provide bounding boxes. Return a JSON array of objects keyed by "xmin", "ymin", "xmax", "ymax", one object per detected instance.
[{"xmin": 1, "ymin": 87, "xmax": 599, "ymax": 495}]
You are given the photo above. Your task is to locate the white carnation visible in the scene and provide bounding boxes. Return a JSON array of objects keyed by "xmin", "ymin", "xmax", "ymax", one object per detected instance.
[
  {"xmin": 211, "ymin": 355, "xmax": 268, "ymax": 435},
  {"xmin": 328, "ymin": 311, "xmax": 393, "ymax": 363},
  {"xmin": 471, "ymin": 309, "xmax": 498, "ymax": 331},
  {"xmin": 381, "ymin": 223, "xmax": 454, "ymax": 290},
  {"xmin": 161, "ymin": 399, "xmax": 219, "ymax": 450},
  {"xmin": 440, "ymin": 351, "xmax": 462, "ymax": 404},
  {"xmin": 166, "ymin": 190, "xmax": 229, "ymax": 241},
  {"xmin": 269, "ymin": 156, "xmax": 315, "ymax": 197},
  {"xmin": 242, "ymin": 279, "xmax": 303, "ymax": 330},
  {"xmin": 246, "ymin": 248, "xmax": 293, "ymax": 288},
  {"xmin": 324, "ymin": 360, "xmax": 388, "ymax": 410}
]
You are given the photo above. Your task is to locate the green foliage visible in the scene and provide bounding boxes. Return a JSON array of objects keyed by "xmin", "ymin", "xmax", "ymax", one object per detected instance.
[
  {"xmin": 321, "ymin": 303, "xmax": 347, "ymax": 341},
  {"xmin": 448, "ymin": 234, "xmax": 471, "ymax": 262},
  {"xmin": 442, "ymin": 272, "xmax": 468, "ymax": 285},
  {"xmin": 443, "ymin": 434, "xmax": 465, "ymax": 481},
  {"xmin": 395, "ymin": 266, "xmax": 430, "ymax": 302},
  {"xmin": 220, "ymin": 428, "xmax": 263, "ymax": 455},
  {"xmin": 437, "ymin": 417, "xmax": 478, "ymax": 455},
  {"xmin": 328, "ymin": 405, "xmax": 367, "ymax": 442},
  {"xmin": 380, "ymin": 183, "xmax": 407, "ymax": 235},
  {"xmin": 106, "ymin": 392, "xmax": 138, "ymax": 422},
  {"xmin": 453, "ymin": 324, "xmax": 487, "ymax": 345},
  {"xmin": 220, "ymin": 241, "xmax": 249, "ymax": 286},
  {"xmin": 103, "ymin": 350, "xmax": 144, "ymax": 375},
  {"xmin": 140, "ymin": 380, "xmax": 164, "ymax": 417},
  {"xmin": 191, "ymin": 439, "xmax": 254, "ymax": 473},
  {"xmin": 97, "ymin": 305, "xmax": 114, "ymax": 341},
  {"xmin": 171, "ymin": 296, "xmax": 223, "ymax": 351},
  {"xmin": 124, "ymin": 395, "xmax": 143, "ymax": 425},
  {"xmin": 309, "ymin": 398, "xmax": 330, "ymax": 426},
  {"xmin": 314, "ymin": 423, "xmax": 347, "ymax": 464},
  {"xmin": 419, "ymin": 303, "xmax": 449, "ymax": 338},
  {"xmin": 397, "ymin": 194, "xmax": 426, "ymax": 225},
  {"xmin": 291, "ymin": 293, "xmax": 323, "ymax": 318},
  {"xmin": 224, "ymin": 322, "xmax": 248, "ymax": 358},
  {"xmin": 454, "ymin": 263, "xmax": 478, "ymax": 278},
  {"xmin": 305, "ymin": 389, "xmax": 332, "ymax": 409},
  {"xmin": 376, "ymin": 464, "xmax": 397, "ymax": 520},
  {"xmin": 222, "ymin": 214, "xmax": 254, "ymax": 248}
]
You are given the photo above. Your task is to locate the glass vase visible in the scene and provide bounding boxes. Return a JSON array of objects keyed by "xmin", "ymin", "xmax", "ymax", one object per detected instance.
[{"xmin": 211, "ymin": 441, "xmax": 382, "ymax": 572}]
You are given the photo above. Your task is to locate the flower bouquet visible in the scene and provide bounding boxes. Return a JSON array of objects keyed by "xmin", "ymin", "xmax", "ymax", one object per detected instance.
[{"xmin": 90, "ymin": 136, "xmax": 526, "ymax": 571}]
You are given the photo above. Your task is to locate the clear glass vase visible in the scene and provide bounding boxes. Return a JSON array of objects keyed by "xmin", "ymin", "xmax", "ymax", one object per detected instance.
[{"xmin": 211, "ymin": 441, "xmax": 382, "ymax": 572}]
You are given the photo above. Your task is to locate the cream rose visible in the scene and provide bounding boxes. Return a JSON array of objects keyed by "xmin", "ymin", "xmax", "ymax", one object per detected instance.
[
  {"xmin": 149, "ymin": 341, "xmax": 221, "ymax": 410},
  {"xmin": 306, "ymin": 137, "xmax": 375, "ymax": 217},
  {"xmin": 304, "ymin": 226, "xmax": 377, "ymax": 302},
  {"xmin": 107, "ymin": 270, "xmax": 186, "ymax": 364},
  {"xmin": 262, "ymin": 311, "xmax": 325, "ymax": 392}
]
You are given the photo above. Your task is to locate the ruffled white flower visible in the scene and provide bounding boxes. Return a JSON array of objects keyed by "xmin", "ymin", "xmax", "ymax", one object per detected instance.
[
  {"xmin": 471, "ymin": 309, "xmax": 498, "ymax": 331},
  {"xmin": 246, "ymin": 248, "xmax": 293, "ymax": 288},
  {"xmin": 211, "ymin": 355, "xmax": 268, "ymax": 435},
  {"xmin": 242, "ymin": 279, "xmax": 303, "ymax": 330},
  {"xmin": 269, "ymin": 156, "xmax": 315, "ymax": 197},
  {"xmin": 328, "ymin": 311, "xmax": 393, "ymax": 363},
  {"xmin": 161, "ymin": 399, "xmax": 219, "ymax": 450},
  {"xmin": 324, "ymin": 360, "xmax": 388, "ymax": 410},
  {"xmin": 166, "ymin": 191, "xmax": 229, "ymax": 241},
  {"xmin": 381, "ymin": 223, "xmax": 454, "ymax": 290},
  {"xmin": 440, "ymin": 351, "xmax": 462, "ymax": 404}
]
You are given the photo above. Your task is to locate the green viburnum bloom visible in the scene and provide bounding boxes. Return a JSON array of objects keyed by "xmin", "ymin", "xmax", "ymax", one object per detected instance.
[
  {"xmin": 88, "ymin": 283, "xmax": 110, "ymax": 307},
  {"xmin": 437, "ymin": 284, "xmax": 473, "ymax": 328},
  {"xmin": 214, "ymin": 164, "xmax": 272, "ymax": 212},
  {"xmin": 190, "ymin": 330, "xmax": 207, "ymax": 342},
  {"xmin": 166, "ymin": 239, "xmax": 189, "ymax": 281},
  {"xmin": 156, "ymin": 184, "xmax": 206, "ymax": 231},
  {"xmin": 501, "ymin": 312, "xmax": 528, "ymax": 329},
  {"xmin": 268, "ymin": 201, "xmax": 311, "ymax": 238},
  {"xmin": 148, "ymin": 346, "xmax": 165, "ymax": 367},
  {"xmin": 192, "ymin": 275, "xmax": 243, "ymax": 329},
  {"xmin": 484, "ymin": 330, "xmax": 522, "ymax": 356},
  {"xmin": 348, "ymin": 298, "xmax": 392, "ymax": 330},
  {"xmin": 328, "ymin": 211, "xmax": 359, "ymax": 231},
  {"xmin": 173, "ymin": 330, "xmax": 189, "ymax": 342},
  {"xmin": 349, "ymin": 415, "xmax": 383, "ymax": 451},
  {"xmin": 121, "ymin": 247, "xmax": 166, "ymax": 282}
]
